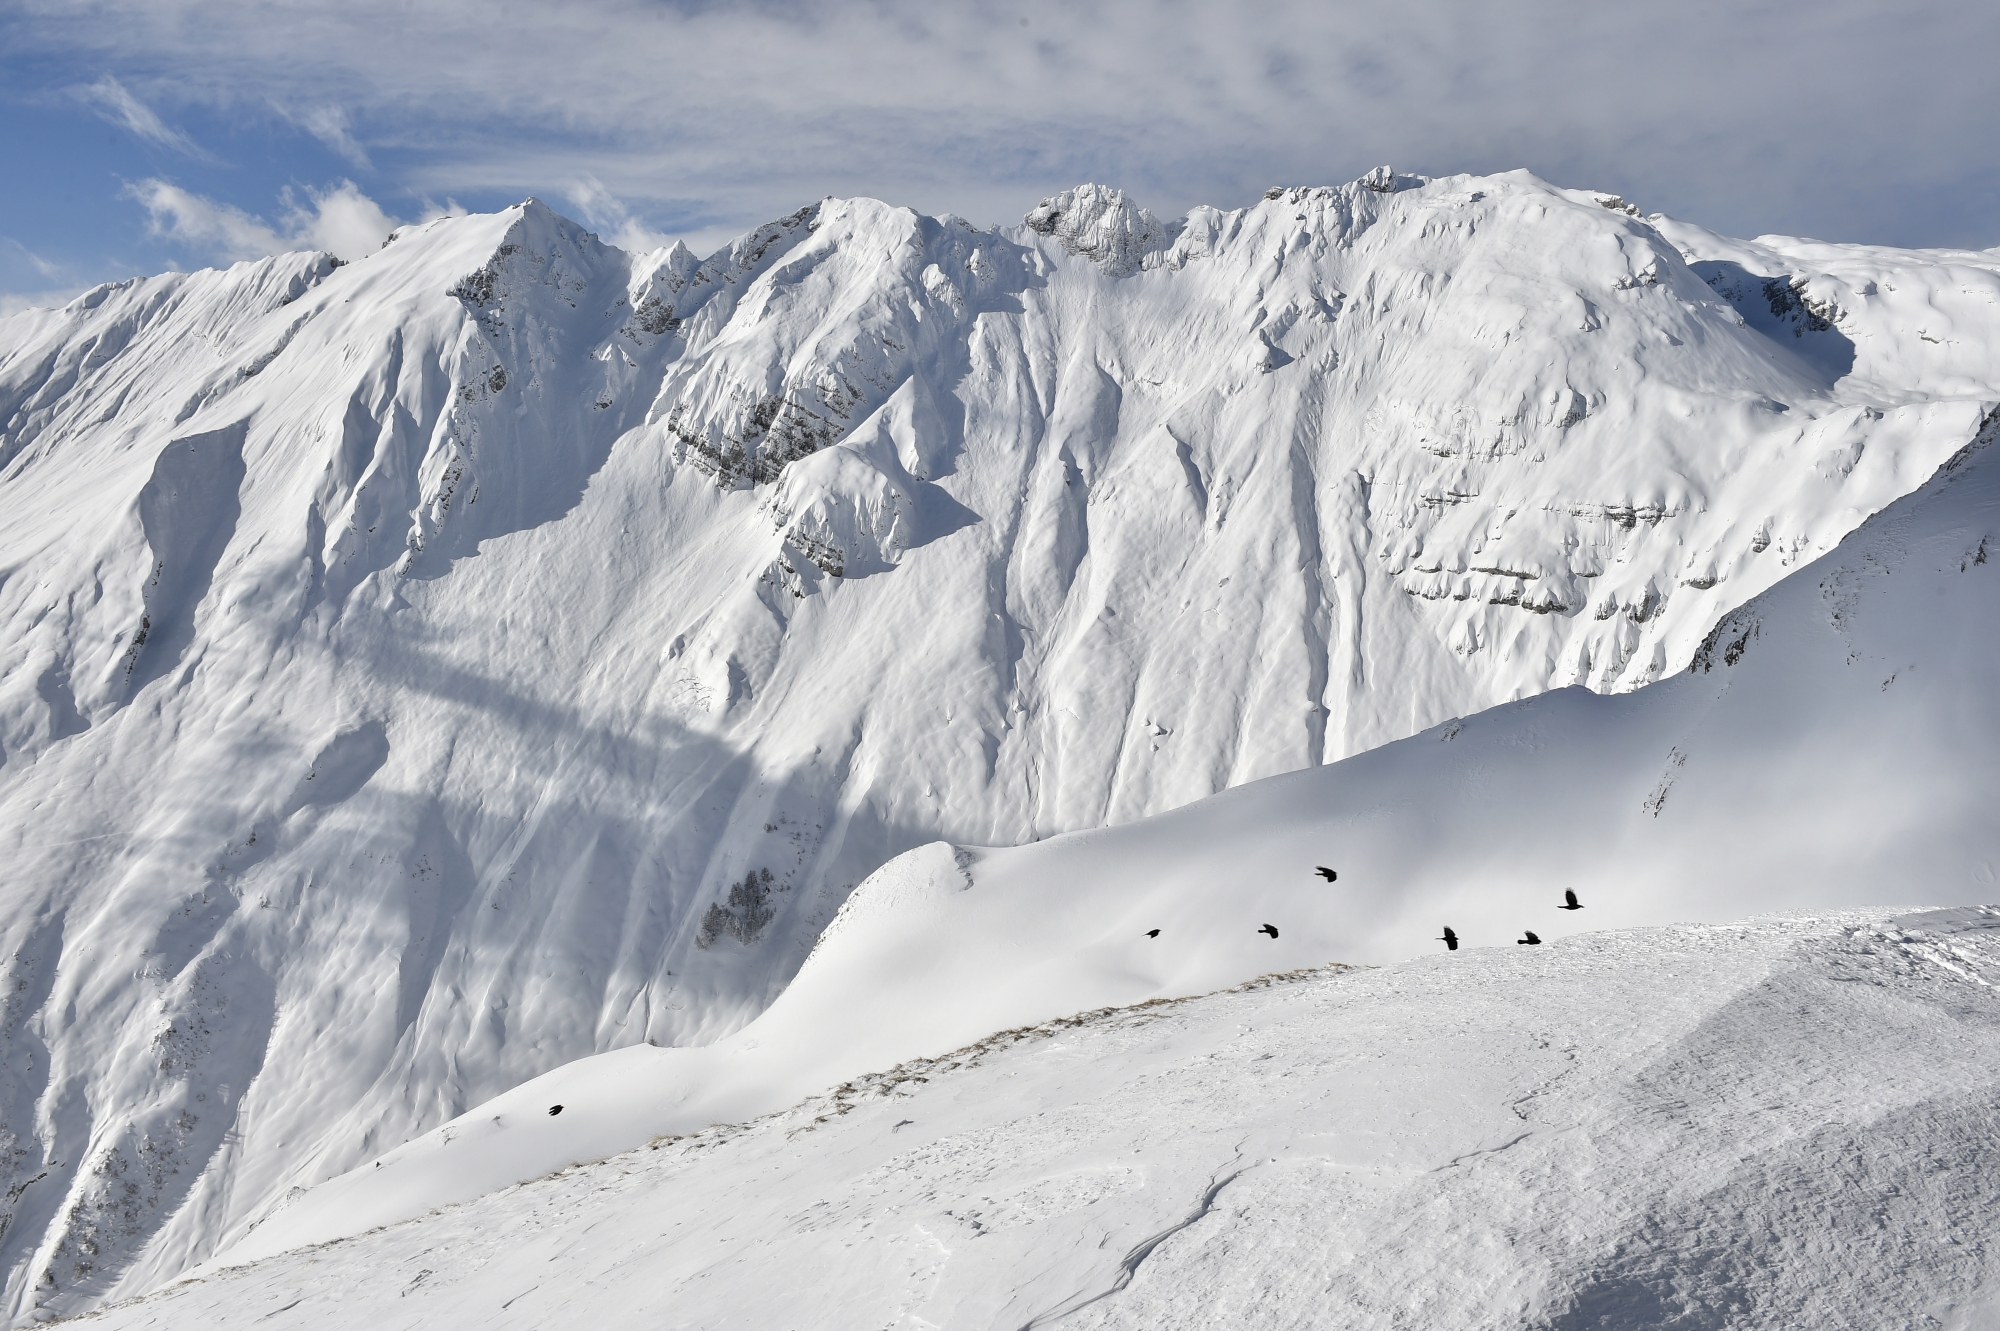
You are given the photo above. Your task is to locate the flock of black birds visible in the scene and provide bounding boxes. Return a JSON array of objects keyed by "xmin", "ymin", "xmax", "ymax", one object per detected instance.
[
  {"xmin": 1138, "ymin": 875, "xmax": 1586, "ymax": 952},
  {"xmin": 1444, "ymin": 889, "xmax": 1585, "ymax": 950}
]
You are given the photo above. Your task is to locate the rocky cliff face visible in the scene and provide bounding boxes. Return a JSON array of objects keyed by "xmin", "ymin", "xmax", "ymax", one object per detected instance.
[{"xmin": 0, "ymin": 169, "xmax": 1996, "ymax": 1314}]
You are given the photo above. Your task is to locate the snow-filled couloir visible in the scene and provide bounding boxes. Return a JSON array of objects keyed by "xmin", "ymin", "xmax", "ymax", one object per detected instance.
[{"xmin": 1, "ymin": 168, "xmax": 1998, "ymax": 1315}]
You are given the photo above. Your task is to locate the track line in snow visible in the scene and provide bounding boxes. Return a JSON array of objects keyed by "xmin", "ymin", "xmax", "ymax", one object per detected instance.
[{"xmin": 1019, "ymin": 1152, "xmax": 1250, "ymax": 1329}]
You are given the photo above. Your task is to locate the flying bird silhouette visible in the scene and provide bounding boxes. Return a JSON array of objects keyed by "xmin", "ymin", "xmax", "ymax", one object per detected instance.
[
  {"xmin": 548, "ymin": 1104, "xmax": 564, "ymax": 1116},
  {"xmin": 1517, "ymin": 931, "xmax": 1542, "ymax": 946},
  {"xmin": 1314, "ymin": 867, "xmax": 1338, "ymax": 882},
  {"xmin": 1438, "ymin": 926, "xmax": 1459, "ymax": 951},
  {"xmin": 1559, "ymin": 890, "xmax": 1583, "ymax": 910},
  {"xmin": 1145, "ymin": 928, "xmax": 1161, "ymax": 938},
  {"xmin": 1259, "ymin": 923, "xmax": 1280, "ymax": 939}
]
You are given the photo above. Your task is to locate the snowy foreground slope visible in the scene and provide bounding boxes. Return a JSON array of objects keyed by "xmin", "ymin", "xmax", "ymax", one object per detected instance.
[
  {"xmin": 202, "ymin": 372, "xmax": 2000, "ymax": 1271},
  {"xmin": 2, "ymin": 169, "xmax": 2000, "ymax": 1313},
  {"xmin": 90, "ymin": 908, "xmax": 2000, "ymax": 1330}
]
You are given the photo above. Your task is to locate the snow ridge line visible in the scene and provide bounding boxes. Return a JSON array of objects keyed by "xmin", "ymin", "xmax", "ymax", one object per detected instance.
[
  {"xmin": 774, "ymin": 962, "xmax": 1358, "ymax": 1140},
  {"xmin": 151, "ymin": 962, "xmax": 1360, "ymax": 1297}
]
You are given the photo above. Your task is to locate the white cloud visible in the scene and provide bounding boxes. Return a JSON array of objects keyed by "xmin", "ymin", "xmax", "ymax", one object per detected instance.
[
  {"xmin": 564, "ymin": 177, "xmax": 671, "ymax": 253},
  {"xmin": 21, "ymin": 0, "xmax": 2000, "ymax": 249},
  {"xmin": 0, "ymin": 239, "xmax": 88, "ymax": 316},
  {"xmin": 282, "ymin": 180, "xmax": 400, "ymax": 257},
  {"xmin": 3, "ymin": 236, "xmax": 64, "ymax": 281},
  {"xmin": 416, "ymin": 197, "xmax": 470, "ymax": 224},
  {"xmin": 73, "ymin": 74, "xmax": 214, "ymax": 160},
  {"xmin": 128, "ymin": 178, "xmax": 401, "ymax": 262},
  {"xmin": 289, "ymin": 105, "xmax": 373, "ymax": 170},
  {"xmin": 0, "ymin": 287, "xmax": 91, "ymax": 319}
]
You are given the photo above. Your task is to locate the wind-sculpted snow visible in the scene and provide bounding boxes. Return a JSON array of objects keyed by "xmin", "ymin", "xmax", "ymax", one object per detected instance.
[{"xmin": 0, "ymin": 169, "xmax": 1998, "ymax": 1315}]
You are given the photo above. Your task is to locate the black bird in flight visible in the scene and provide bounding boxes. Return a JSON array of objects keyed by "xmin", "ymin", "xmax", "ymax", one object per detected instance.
[
  {"xmin": 1438, "ymin": 926, "xmax": 1459, "ymax": 951},
  {"xmin": 1145, "ymin": 928, "xmax": 1161, "ymax": 938},
  {"xmin": 1315, "ymin": 867, "xmax": 1338, "ymax": 882},
  {"xmin": 1259, "ymin": 923, "xmax": 1280, "ymax": 939},
  {"xmin": 1559, "ymin": 890, "xmax": 1583, "ymax": 911},
  {"xmin": 548, "ymin": 1104, "xmax": 564, "ymax": 1116},
  {"xmin": 1518, "ymin": 931, "xmax": 1542, "ymax": 946}
]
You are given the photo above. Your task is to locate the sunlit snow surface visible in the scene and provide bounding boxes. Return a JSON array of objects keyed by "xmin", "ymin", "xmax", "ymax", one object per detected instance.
[
  {"xmin": 95, "ymin": 908, "xmax": 2000, "ymax": 1330},
  {"xmin": 2, "ymin": 170, "xmax": 1999, "ymax": 1315}
]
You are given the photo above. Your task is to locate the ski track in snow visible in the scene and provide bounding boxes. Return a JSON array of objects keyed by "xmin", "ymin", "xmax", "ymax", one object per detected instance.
[{"xmin": 2, "ymin": 168, "xmax": 1999, "ymax": 1315}]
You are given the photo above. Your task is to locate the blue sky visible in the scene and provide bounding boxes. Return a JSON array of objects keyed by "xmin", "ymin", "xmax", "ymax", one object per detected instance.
[{"xmin": 4, "ymin": 0, "xmax": 1998, "ymax": 313}]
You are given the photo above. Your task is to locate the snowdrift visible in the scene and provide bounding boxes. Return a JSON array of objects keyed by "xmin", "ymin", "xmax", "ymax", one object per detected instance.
[{"xmin": 3, "ymin": 168, "xmax": 1999, "ymax": 1312}]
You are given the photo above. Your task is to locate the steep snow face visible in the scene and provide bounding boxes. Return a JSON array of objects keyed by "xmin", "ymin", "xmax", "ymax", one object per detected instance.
[
  {"xmin": 0, "ymin": 172, "xmax": 1997, "ymax": 1313},
  {"xmin": 223, "ymin": 410, "xmax": 2000, "ymax": 1257},
  {"xmin": 98, "ymin": 908, "xmax": 2000, "ymax": 1331}
]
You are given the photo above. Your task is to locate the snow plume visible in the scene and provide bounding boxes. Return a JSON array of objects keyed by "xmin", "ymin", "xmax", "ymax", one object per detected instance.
[{"xmin": 127, "ymin": 178, "xmax": 401, "ymax": 262}]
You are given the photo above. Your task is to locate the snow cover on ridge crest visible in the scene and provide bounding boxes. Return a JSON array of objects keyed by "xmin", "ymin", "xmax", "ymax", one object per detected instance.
[
  {"xmin": 169, "ymin": 908, "xmax": 2000, "ymax": 1330},
  {"xmin": 3, "ymin": 168, "xmax": 2000, "ymax": 1316}
]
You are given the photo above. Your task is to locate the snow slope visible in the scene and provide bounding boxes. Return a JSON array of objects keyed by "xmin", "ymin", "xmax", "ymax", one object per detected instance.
[
  {"xmin": 220, "ymin": 373, "xmax": 2000, "ymax": 1267},
  {"xmin": 2, "ymin": 170, "xmax": 1998, "ymax": 1312},
  {"xmin": 84, "ymin": 906, "xmax": 2000, "ymax": 1330}
]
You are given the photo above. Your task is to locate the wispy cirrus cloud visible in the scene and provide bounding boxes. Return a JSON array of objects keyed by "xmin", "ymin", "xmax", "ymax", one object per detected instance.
[
  {"xmin": 285, "ymin": 104, "xmax": 373, "ymax": 171},
  {"xmin": 72, "ymin": 74, "xmax": 217, "ymax": 161},
  {"xmin": 3, "ymin": 236, "xmax": 64, "ymax": 281},
  {"xmin": 0, "ymin": 239, "xmax": 86, "ymax": 316}
]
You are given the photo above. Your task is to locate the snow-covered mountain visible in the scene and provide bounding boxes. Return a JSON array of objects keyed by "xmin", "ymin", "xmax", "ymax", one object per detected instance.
[
  {"xmin": 1, "ymin": 168, "xmax": 1997, "ymax": 1315},
  {"xmin": 209, "ymin": 381, "xmax": 2000, "ymax": 1269}
]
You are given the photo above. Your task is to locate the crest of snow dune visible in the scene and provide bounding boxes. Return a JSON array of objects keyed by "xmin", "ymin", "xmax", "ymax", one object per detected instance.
[{"xmin": 1023, "ymin": 183, "xmax": 1177, "ymax": 276}]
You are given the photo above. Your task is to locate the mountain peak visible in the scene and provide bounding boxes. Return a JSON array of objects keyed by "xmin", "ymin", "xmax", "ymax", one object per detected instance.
[{"xmin": 1022, "ymin": 182, "xmax": 1177, "ymax": 276}]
